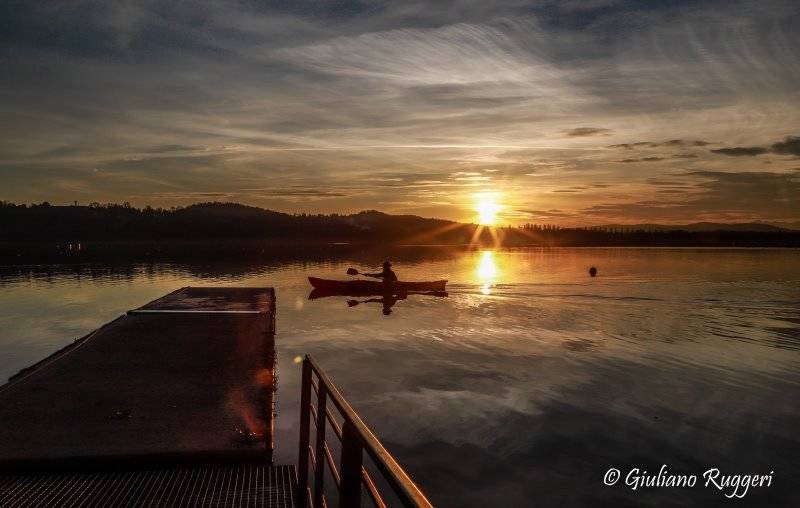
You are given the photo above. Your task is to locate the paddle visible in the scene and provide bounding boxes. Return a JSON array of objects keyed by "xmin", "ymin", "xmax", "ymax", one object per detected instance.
[
  {"xmin": 347, "ymin": 297, "xmax": 384, "ymax": 307},
  {"xmin": 348, "ymin": 267, "xmax": 394, "ymax": 281},
  {"xmin": 347, "ymin": 267, "xmax": 383, "ymax": 279}
]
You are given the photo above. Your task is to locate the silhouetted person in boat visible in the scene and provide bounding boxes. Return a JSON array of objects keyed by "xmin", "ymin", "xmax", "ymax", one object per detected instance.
[{"xmin": 363, "ymin": 261, "xmax": 398, "ymax": 284}]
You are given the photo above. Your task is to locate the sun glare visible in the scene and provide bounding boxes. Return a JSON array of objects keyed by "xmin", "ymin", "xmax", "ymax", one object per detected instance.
[{"xmin": 475, "ymin": 194, "xmax": 501, "ymax": 225}]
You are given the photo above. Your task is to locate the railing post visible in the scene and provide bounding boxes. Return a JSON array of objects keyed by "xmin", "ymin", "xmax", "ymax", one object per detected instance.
[
  {"xmin": 339, "ymin": 421, "xmax": 363, "ymax": 508},
  {"xmin": 313, "ymin": 384, "xmax": 328, "ymax": 508},
  {"xmin": 297, "ymin": 357, "xmax": 312, "ymax": 507}
]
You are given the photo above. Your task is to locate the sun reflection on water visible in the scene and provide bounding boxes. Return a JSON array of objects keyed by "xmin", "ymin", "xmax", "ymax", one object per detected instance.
[{"xmin": 476, "ymin": 250, "xmax": 498, "ymax": 295}]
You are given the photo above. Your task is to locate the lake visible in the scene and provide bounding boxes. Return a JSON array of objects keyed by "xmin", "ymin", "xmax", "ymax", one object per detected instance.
[{"xmin": 1, "ymin": 247, "xmax": 799, "ymax": 507}]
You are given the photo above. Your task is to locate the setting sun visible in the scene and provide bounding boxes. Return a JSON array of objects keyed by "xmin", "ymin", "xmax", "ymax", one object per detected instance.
[{"xmin": 475, "ymin": 194, "xmax": 502, "ymax": 226}]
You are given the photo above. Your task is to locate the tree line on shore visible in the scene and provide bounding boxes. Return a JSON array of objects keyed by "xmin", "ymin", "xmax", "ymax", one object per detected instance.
[{"xmin": 1, "ymin": 201, "xmax": 798, "ymax": 247}]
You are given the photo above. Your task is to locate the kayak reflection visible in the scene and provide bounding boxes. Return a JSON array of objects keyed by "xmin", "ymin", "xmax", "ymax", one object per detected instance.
[
  {"xmin": 308, "ymin": 276, "xmax": 446, "ymax": 293},
  {"xmin": 349, "ymin": 293, "xmax": 406, "ymax": 315},
  {"xmin": 308, "ymin": 288, "xmax": 448, "ymax": 315}
]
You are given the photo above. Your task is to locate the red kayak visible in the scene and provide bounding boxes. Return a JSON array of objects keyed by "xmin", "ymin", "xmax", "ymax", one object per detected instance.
[{"xmin": 308, "ymin": 277, "xmax": 447, "ymax": 293}]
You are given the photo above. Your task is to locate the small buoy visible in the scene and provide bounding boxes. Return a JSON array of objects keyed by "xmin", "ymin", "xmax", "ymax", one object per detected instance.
[{"xmin": 589, "ymin": 267, "xmax": 597, "ymax": 277}]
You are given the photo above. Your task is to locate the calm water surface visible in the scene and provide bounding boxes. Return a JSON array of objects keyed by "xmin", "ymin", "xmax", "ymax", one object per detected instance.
[{"xmin": 1, "ymin": 248, "xmax": 799, "ymax": 507}]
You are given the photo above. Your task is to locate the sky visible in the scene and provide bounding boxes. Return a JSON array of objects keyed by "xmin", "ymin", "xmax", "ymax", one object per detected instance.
[{"xmin": 1, "ymin": 0, "xmax": 799, "ymax": 226}]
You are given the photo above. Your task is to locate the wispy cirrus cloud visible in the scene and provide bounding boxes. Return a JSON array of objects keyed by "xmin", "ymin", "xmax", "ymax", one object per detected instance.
[{"xmin": 272, "ymin": 19, "xmax": 558, "ymax": 86}]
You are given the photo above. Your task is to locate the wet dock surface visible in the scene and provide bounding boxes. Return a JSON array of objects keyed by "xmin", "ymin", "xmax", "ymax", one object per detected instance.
[{"xmin": 0, "ymin": 287, "xmax": 277, "ymax": 467}]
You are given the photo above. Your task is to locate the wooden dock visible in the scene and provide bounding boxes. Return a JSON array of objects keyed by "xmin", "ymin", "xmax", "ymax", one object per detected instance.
[{"xmin": 0, "ymin": 287, "xmax": 295, "ymax": 506}]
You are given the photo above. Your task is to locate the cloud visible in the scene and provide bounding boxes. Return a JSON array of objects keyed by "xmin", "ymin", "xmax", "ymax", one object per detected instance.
[
  {"xmin": 709, "ymin": 135, "xmax": 800, "ymax": 157},
  {"xmin": 148, "ymin": 191, "xmax": 233, "ymax": 199},
  {"xmin": 688, "ymin": 171, "xmax": 800, "ymax": 211},
  {"xmin": 142, "ymin": 144, "xmax": 206, "ymax": 154},
  {"xmin": 562, "ymin": 127, "xmax": 612, "ymax": 137},
  {"xmin": 770, "ymin": 136, "xmax": 800, "ymax": 156},
  {"xmin": 608, "ymin": 140, "xmax": 710, "ymax": 150},
  {"xmin": 582, "ymin": 170, "xmax": 799, "ymax": 222},
  {"xmin": 273, "ymin": 19, "xmax": 560, "ymax": 87},
  {"xmin": 646, "ymin": 178, "xmax": 692, "ymax": 187},
  {"xmin": 517, "ymin": 209, "xmax": 573, "ymax": 218},
  {"xmin": 620, "ymin": 157, "xmax": 665, "ymax": 163},
  {"xmin": 607, "ymin": 142, "xmax": 649, "ymax": 150},
  {"xmin": 711, "ymin": 147, "xmax": 769, "ymax": 156},
  {"xmin": 245, "ymin": 189, "xmax": 348, "ymax": 198},
  {"xmin": 661, "ymin": 139, "xmax": 711, "ymax": 147}
]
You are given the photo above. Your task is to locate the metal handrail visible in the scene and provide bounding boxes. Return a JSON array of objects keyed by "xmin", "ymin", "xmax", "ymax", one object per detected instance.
[{"xmin": 297, "ymin": 355, "xmax": 433, "ymax": 508}]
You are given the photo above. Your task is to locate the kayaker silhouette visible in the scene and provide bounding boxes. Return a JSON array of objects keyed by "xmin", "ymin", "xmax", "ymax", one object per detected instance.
[
  {"xmin": 362, "ymin": 261, "xmax": 398, "ymax": 284},
  {"xmin": 309, "ymin": 263, "xmax": 446, "ymax": 315}
]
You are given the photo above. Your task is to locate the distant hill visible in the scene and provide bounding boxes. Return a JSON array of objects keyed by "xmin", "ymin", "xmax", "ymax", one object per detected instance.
[
  {"xmin": 0, "ymin": 201, "xmax": 476, "ymax": 244},
  {"xmin": 344, "ymin": 210, "xmax": 460, "ymax": 238}
]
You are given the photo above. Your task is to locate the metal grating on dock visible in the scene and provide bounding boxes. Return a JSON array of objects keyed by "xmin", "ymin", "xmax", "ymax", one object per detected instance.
[{"xmin": 0, "ymin": 464, "xmax": 295, "ymax": 508}]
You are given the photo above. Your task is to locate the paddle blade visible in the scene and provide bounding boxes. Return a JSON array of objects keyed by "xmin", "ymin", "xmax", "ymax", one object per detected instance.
[{"xmin": 346, "ymin": 268, "xmax": 359, "ymax": 275}]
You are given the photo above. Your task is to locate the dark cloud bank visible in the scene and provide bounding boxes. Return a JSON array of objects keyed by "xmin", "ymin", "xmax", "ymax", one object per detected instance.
[{"xmin": 712, "ymin": 136, "xmax": 800, "ymax": 157}]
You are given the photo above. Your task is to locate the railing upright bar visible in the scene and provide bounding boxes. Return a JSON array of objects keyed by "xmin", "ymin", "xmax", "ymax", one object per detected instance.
[
  {"xmin": 325, "ymin": 407, "xmax": 343, "ymax": 439},
  {"xmin": 297, "ymin": 358, "xmax": 313, "ymax": 507},
  {"xmin": 313, "ymin": 382, "xmax": 329, "ymax": 508},
  {"xmin": 339, "ymin": 420, "xmax": 364, "ymax": 508},
  {"xmin": 361, "ymin": 467, "xmax": 388, "ymax": 508},
  {"xmin": 324, "ymin": 443, "xmax": 341, "ymax": 487}
]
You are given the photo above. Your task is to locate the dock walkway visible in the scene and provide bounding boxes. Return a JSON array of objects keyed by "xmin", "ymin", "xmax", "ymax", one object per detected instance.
[{"xmin": 0, "ymin": 287, "xmax": 294, "ymax": 507}]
